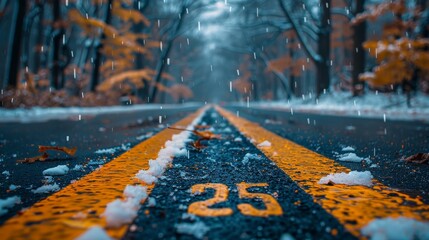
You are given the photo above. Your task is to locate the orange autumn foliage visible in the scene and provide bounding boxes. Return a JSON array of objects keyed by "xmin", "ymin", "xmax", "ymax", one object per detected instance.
[
  {"xmin": 266, "ymin": 55, "xmax": 292, "ymax": 73},
  {"xmin": 166, "ymin": 84, "xmax": 193, "ymax": 101},
  {"xmin": 232, "ymin": 55, "xmax": 252, "ymax": 95},
  {"xmin": 357, "ymin": 0, "xmax": 429, "ymax": 88},
  {"xmin": 69, "ymin": 2, "xmax": 155, "ymax": 94},
  {"xmin": 360, "ymin": 38, "xmax": 429, "ymax": 87}
]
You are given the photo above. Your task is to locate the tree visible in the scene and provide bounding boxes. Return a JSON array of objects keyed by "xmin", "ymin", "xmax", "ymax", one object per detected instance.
[
  {"xmin": 357, "ymin": 0, "xmax": 429, "ymax": 105},
  {"xmin": 90, "ymin": 0, "xmax": 113, "ymax": 92},
  {"xmin": 351, "ymin": 0, "xmax": 367, "ymax": 96},
  {"xmin": 4, "ymin": 0, "xmax": 26, "ymax": 89},
  {"xmin": 279, "ymin": 0, "xmax": 332, "ymax": 97},
  {"xmin": 50, "ymin": 0, "xmax": 66, "ymax": 89}
]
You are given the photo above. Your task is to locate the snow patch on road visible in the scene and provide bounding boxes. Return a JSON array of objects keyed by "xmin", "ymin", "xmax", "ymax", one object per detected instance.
[
  {"xmin": 0, "ymin": 196, "xmax": 21, "ymax": 216},
  {"xmin": 71, "ymin": 164, "xmax": 84, "ymax": 171},
  {"xmin": 242, "ymin": 153, "xmax": 261, "ymax": 164},
  {"xmin": 103, "ymin": 185, "xmax": 148, "ymax": 228},
  {"xmin": 2, "ymin": 170, "xmax": 10, "ymax": 178},
  {"xmin": 9, "ymin": 184, "xmax": 20, "ymax": 191},
  {"xmin": 76, "ymin": 226, "xmax": 112, "ymax": 240},
  {"xmin": 361, "ymin": 217, "xmax": 429, "ymax": 240},
  {"xmin": 337, "ymin": 153, "xmax": 365, "ymax": 162},
  {"xmin": 32, "ymin": 183, "xmax": 60, "ymax": 194},
  {"xmin": 341, "ymin": 146, "xmax": 355, "ymax": 152},
  {"xmin": 318, "ymin": 171, "xmax": 374, "ymax": 187},
  {"xmin": 280, "ymin": 233, "xmax": 296, "ymax": 240},
  {"xmin": 42, "ymin": 165, "xmax": 69, "ymax": 176},
  {"xmin": 335, "ymin": 150, "xmax": 371, "ymax": 164},
  {"xmin": 95, "ymin": 143, "xmax": 130, "ymax": 155},
  {"xmin": 257, "ymin": 140, "xmax": 272, "ymax": 147},
  {"xmin": 176, "ymin": 221, "xmax": 210, "ymax": 239}
]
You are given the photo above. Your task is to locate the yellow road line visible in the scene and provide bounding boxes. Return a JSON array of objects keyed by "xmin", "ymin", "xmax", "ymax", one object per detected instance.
[
  {"xmin": 216, "ymin": 106, "xmax": 429, "ymax": 238},
  {"xmin": 0, "ymin": 107, "xmax": 205, "ymax": 240}
]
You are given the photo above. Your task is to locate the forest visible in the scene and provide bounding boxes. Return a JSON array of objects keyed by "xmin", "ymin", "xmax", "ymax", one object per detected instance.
[{"xmin": 0, "ymin": 0, "xmax": 428, "ymax": 108}]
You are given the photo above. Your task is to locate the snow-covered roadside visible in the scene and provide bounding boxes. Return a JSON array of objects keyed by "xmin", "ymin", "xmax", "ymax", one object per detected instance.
[
  {"xmin": 0, "ymin": 102, "xmax": 202, "ymax": 123},
  {"xmin": 234, "ymin": 92, "xmax": 429, "ymax": 122}
]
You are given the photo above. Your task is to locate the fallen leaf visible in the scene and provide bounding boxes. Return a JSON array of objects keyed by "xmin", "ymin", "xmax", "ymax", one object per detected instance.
[
  {"xmin": 17, "ymin": 145, "xmax": 77, "ymax": 163},
  {"xmin": 17, "ymin": 152, "xmax": 49, "ymax": 163},
  {"xmin": 192, "ymin": 130, "xmax": 221, "ymax": 140},
  {"xmin": 168, "ymin": 127, "xmax": 221, "ymax": 140},
  {"xmin": 168, "ymin": 127, "xmax": 221, "ymax": 150},
  {"xmin": 405, "ymin": 153, "xmax": 429, "ymax": 164},
  {"xmin": 191, "ymin": 140, "xmax": 207, "ymax": 151},
  {"xmin": 194, "ymin": 125, "xmax": 211, "ymax": 130},
  {"xmin": 38, "ymin": 146, "xmax": 77, "ymax": 156}
]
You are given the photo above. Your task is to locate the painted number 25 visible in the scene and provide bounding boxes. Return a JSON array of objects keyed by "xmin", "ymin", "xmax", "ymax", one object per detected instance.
[{"xmin": 188, "ymin": 182, "xmax": 283, "ymax": 217}]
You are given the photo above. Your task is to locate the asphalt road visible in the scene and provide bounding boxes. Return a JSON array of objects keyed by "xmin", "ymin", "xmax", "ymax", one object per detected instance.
[
  {"xmin": 0, "ymin": 105, "xmax": 199, "ymax": 225},
  {"xmin": 227, "ymin": 105, "xmax": 429, "ymax": 203},
  {"xmin": 124, "ymin": 109, "xmax": 355, "ymax": 240},
  {"xmin": 0, "ymin": 104, "xmax": 428, "ymax": 239}
]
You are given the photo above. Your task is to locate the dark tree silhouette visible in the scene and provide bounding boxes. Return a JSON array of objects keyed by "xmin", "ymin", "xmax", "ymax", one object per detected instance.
[
  {"xmin": 90, "ymin": 0, "xmax": 113, "ymax": 92},
  {"xmin": 279, "ymin": 0, "xmax": 332, "ymax": 97},
  {"xmin": 351, "ymin": 0, "xmax": 366, "ymax": 96},
  {"xmin": 4, "ymin": 0, "xmax": 26, "ymax": 88}
]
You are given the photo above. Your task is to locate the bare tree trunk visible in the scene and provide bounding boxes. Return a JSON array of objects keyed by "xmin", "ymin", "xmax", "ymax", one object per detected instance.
[
  {"xmin": 316, "ymin": 0, "xmax": 331, "ymax": 96},
  {"xmin": 149, "ymin": 6, "xmax": 186, "ymax": 103},
  {"xmin": 50, "ymin": 0, "xmax": 64, "ymax": 89},
  {"xmin": 133, "ymin": 0, "xmax": 150, "ymax": 101},
  {"xmin": 289, "ymin": 38, "xmax": 296, "ymax": 97},
  {"xmin": 279, "ymin": 0, "xmax": 332, "ymax": 98},
  {"xmin": 90, "ymin": 0, "xmax": 113, "ymax": 92},
  {"xmin": 4, "ymin": 0, "xmax": 26, "ymax": 89},
  {"xmin": 352, "ymin": 0, "xmax": 366, "ymax": 96},
  {"xmin": 33, "ymin": 0, "xmax": 44, "ymax": 73}
]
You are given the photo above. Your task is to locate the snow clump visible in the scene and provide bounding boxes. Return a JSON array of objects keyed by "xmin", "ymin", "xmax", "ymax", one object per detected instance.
[
  {"xmin": 104, "ymin": 185, "xmax": 147, "ymax": 227},
  {"xmin": 2, "ymin": 170, "xmax": 10, "ymax": 177},
  {"xmin": 242, "ymin": 153, "xmax": 261, "ymax": 164},
  {"xmin": 95, "ymin": 143, "xmax": 130, "ymax": 155},
  {"xmin": 337, "ymin": 153, "xmax": 363, "ymax": 162},
  {"xmin": 341, "ymin": 146, "xmax": 355, "ymax": 152},
  {"xmin": 76, "ymin": 226, "xmax": 112, "ymax": 240},
  {"xmin": 0, "ymin": 196, "xmax": 21, "ymax": 216},
  {"xmin": 257, "ymin": 140, "xmax": 272, "ymax": 147},
  {"xmin": 361, "ymin": 217, "xmax": 429, "ymax": 240},
  {"xmin": 32, "ymin": 183, "xmax": 60, "ymax": 194},
  {"xmin": 337, "ymin": 152, "xmax": 371, "ymax": 164},
  {"xmin": 176, "ymin": 221, "xmax": 210, "ymax": 239},
  {"xmin": 71, "ymin": 164, "xmax": 84, "ymax": 171},
  {"xmin": 43, "ymin": 165, "xmax": 69, "ymax": 176},
  {"xmin": 280, "ymin": 233, "xmax": 296, "ymax": 240},
  {"xmin": 9, "ymin": 184, "xmax": 20, "ymax": 191},
  {"xmin": 318, "ymin": 171, "xmax": 374, "ymax": 187}
]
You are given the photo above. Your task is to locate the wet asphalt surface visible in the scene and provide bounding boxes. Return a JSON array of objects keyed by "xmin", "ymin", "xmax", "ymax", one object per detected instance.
[
  {"xmin": 0, "ymin": 104, "xmax": 428, "ymax": 239},
  {"xmin": 124, "ymin": 109, "xmax": 355, "ymax": 240},
  {"xmin": 227, "ymin": 106, "xmax": 429, "ymax": 203},
  {"xmin": 0, "ymin": 105, "xmax": 199, "ymax": 225}
]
